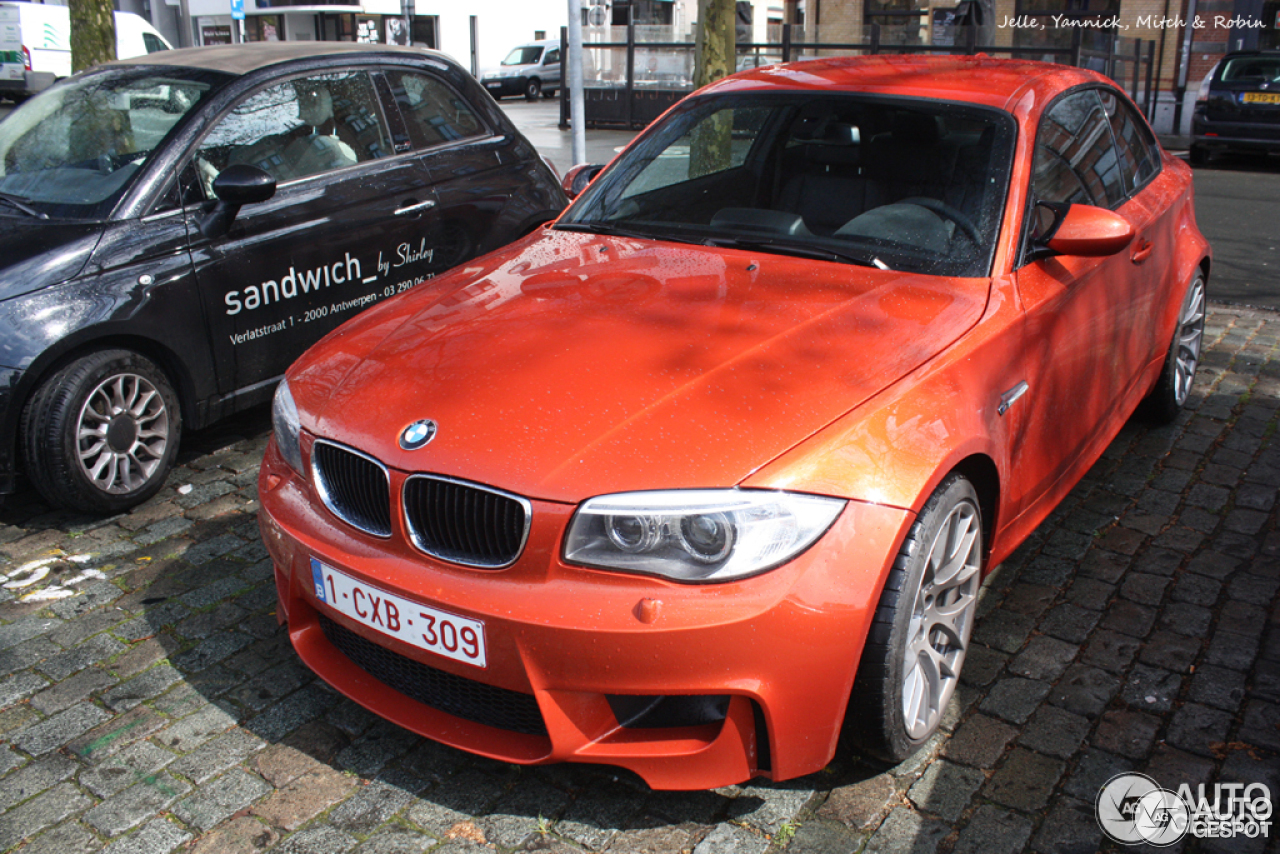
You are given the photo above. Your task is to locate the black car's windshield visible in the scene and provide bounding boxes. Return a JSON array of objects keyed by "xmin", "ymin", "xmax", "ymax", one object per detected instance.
[
  {"xmin": 502, "ymin": 47, "xmax": 543, "ymax": 66},
  {"xmin": 558, "ymin": 92, "xmax": 1016, "ymax": 277},
  {"xmin": 0, "ymin": 66, "xmax": 231, "ymax": 219}
]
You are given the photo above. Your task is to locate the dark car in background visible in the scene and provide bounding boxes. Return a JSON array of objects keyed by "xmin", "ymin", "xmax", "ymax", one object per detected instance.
[
  {"xmin": 0, "ymin": 42, "xmax": 566, "ymax": 514},
  {"xmin": 1191, "ymin": 50, "xmax": 1280, "ymax": 164}
]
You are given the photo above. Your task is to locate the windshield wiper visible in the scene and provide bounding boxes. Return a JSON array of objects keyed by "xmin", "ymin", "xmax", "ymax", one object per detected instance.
[
  {"xmin": 702, "ymin": 235, "xmax": 882, "ymax": 268},
  {"xmin": 0, "ymin": 192, "xmax": 49, "ymax": 220},
  {"xmin": 554, "ymin": 220, "xmax": 661, "ymax": 241}
]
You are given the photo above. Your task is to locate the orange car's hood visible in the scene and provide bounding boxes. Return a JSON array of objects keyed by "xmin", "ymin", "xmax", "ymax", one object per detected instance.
[{"xmin": 292, "ymin": 231, "xmax": 988, "ymax": 502}]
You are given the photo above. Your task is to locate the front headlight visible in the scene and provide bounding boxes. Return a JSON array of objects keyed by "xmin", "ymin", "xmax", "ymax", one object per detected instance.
[
  {"xmin": 563, "ymin": 489, "xmax": 846, "ymax": 583},
  {"xmin": 271, "ymin": 379, "xmax": 303, "ymax": 474}
]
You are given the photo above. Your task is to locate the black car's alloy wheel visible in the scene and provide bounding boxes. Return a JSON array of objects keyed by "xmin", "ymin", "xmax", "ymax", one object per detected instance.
[{"xmin": 21, "ymin": 349, "xmax": 181, "ymax": 513}]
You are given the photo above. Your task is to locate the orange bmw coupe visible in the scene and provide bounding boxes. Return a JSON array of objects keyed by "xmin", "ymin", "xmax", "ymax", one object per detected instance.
[{"xmin": 258, "ymin": 55, "xmax": 1210, "ymax": 790}]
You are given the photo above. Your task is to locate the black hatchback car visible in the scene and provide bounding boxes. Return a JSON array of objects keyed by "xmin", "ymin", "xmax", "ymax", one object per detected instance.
[
  {"xmin": 0, "ymin": 43, "xmax": 566, "ymax": 514},
  {"xmin": 1191, "ymin": 50, "xmax": 1280, "ymax": 164}
]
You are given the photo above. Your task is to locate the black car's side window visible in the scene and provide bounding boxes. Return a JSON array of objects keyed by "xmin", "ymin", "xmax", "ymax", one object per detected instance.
[
  {"xmin": 1031, "ymin": 89, "xmax": 1126, "ymax": 210},
  {"xmin": 385, "ymin": 70, "xmax": 485, "ymax": 149},
  {"xmin": 1097, "ymin": 88, "xmax": 1161, "ymax": 195},
  {"xmin": 194, "ymin": 71, "xmax": 392, "ymax": 191}
]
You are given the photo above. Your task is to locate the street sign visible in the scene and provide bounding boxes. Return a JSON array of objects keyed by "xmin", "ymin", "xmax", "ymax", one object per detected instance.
[{"xmin": 230, "ymin": 0, "xmax": 245, "ymax": 21}]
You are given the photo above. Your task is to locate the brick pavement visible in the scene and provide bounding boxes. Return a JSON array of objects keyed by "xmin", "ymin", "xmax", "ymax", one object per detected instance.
[{"xmin": 0, "ymin": 303, "xmax": 1278, "ymax": 854}]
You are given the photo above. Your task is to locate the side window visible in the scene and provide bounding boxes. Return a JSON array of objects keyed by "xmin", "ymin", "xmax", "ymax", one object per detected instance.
[
  {"xmin": 142, "ymin": 33, "xmax": 169, "ymax": 53},
  {"xmin": 544, "ymin": 49, "xmax": 560, "ymax": 65},
  {"xmin": 1031, "ymin": 89, "xmax": 1125, "ymax": 209},
  {"xmin": 385, "ymin": 70, "xmax": 485, "ymax": 148},
  {"xmin": 1098, "ymin": 88, "xmax": 1161, "ymax": 194},
  {"xmin": 194, "ymin": 71, "xmax": 391, "ymax": 190}
]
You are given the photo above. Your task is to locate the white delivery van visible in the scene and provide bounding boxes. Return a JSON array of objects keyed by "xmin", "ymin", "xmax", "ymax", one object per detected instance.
[{"xmin": 0, "ymin": 2, "xmax": 171, "ymax": 99}]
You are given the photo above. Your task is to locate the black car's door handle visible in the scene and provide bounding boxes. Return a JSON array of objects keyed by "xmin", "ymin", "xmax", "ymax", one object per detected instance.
[{"xmin": 395, "ymin": 199, "xmax": 436, "ymax": 216}]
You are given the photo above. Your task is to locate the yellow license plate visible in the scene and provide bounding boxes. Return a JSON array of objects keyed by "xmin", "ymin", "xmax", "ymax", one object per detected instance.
[{"xmin": 1242, "ymin": 92, "xmax": 1280, "ymax": 104}]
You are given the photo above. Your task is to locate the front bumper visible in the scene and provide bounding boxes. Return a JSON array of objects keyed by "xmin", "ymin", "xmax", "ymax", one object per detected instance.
[
  {"xmin": 257, "ymin": 437, "xmax": 910, "ymax": 790},
  {"xmin": 481, "ymin": 77, "xmax": 525, "ymax": 98},
  {"xmin": 0, "ymin": 366, "xmax": 24, "ymax": 495}
]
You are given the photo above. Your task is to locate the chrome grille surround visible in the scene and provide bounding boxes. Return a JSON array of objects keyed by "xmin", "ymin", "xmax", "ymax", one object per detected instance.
[
  {"xmin": 310, "ymin": 439, "xmax": 392, "ymax": 538},
  {"xmin": 402, "ymin": 474, "xmax": 532, "ymax": 568}
]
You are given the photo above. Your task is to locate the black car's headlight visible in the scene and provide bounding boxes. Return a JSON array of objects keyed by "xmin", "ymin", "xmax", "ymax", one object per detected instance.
[
  {"xmin": 563, "ymin": 489, "xmax": 846, "ymax": 582},
  {"xmin": 271, "ymin": 379, "xmax": 303, "ymax": 474}
]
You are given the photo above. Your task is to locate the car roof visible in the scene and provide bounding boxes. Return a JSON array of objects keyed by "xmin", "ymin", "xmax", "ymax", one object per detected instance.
[
  {"xmin": 105, "ymin": 42, "xmax": 458, "ymax": 76},
  {"xmin": 710, "ymin": 53, "xmax": 1104, "ymax": 111}
]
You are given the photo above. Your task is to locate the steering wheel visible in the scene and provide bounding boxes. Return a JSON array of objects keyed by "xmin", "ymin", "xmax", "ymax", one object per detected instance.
[
  {"xmin": 98, "ymin": 150, "xmax": 147, "ymax": 173},
  {"xmin": 899, "ymin": 197, "xmax": 982, "ymax": 245}
]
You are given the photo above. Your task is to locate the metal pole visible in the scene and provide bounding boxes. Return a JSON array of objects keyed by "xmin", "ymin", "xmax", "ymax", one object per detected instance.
[
  {"xmin": 1145, "ymin": 40, "xmax": 1156, "ymax": 119},
  {"xmin": 1172, "ymin": 0, "xmax": 1198, "ymax": 135},
  {"xmin": 1131, "ymin": 38, "xmax": 1140, "ymax": 103},
  {"xmin": 625, "ymin": 20, "xmax": 635, "ymax": 129},
  {"xmin": 469, "ymin": 15, "xmax": 479, "ymax": 78},
  {"xmin": 567, "ymin": 1, "xmax": 587, "ymax": 165}
]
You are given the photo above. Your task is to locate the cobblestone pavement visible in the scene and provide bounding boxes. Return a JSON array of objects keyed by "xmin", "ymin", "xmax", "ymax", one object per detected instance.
[{"xmin": 1, "ymin": 303, "xmax": 1278, "ymax": 854}]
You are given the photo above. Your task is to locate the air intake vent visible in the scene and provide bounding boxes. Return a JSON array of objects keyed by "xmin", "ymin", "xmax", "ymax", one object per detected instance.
[
  {"xmin": 311, "ymin": 440, "xmax": 392, "ymax": 537},
  {"xmin": 319, "ymin": 614, "xmax": 547, "ymax": 736},
  {"xmin": 402, "ymin": 475, "xmax": 530, "ymax": 568}
]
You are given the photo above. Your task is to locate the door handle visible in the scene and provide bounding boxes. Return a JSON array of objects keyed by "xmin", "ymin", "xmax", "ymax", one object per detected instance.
[
  {"xmin": 395, "ymin": 199, "xmax": 436, "ymax": 216},
  {"xmin": 1131, "ymin": 238, "xmax": 1153, "ymax": 264}
]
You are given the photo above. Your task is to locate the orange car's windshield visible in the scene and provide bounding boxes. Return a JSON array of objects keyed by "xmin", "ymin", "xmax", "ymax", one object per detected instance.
[{"xmin": 560, "ymin": 92, "xmax": 1016, "ymax": 277}]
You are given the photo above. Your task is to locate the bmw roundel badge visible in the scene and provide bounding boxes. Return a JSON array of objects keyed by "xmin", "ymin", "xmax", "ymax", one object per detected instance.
[{"xmin": 399, "ymin": 419, "xmax": 438, "ymax": 450}]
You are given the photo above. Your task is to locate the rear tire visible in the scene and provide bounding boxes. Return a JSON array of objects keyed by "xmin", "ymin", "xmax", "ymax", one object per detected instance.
[
  {"xmin": 848, "ymin": 474, "xmax": 983, "ymax": 762},
  {"xmin": 20, "ymin": 350, "xmax": 181, "ymax": 514},
  {"xmin": 1189, "ymin": 145, "xmax": 1208, "ymax": 166},
  {"xmin": 1142, "ymin": 273, "xmax": 1206, "ymax": 424}
]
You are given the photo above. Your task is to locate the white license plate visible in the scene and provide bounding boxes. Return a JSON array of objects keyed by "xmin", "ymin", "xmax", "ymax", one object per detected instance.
[
  {"xmin": 485, "ymin": 82, "xmax": 501, "ymax": 88},
  {"xmin": 311, "ymin": 557, "xmax": 487, "ymax": 668}
]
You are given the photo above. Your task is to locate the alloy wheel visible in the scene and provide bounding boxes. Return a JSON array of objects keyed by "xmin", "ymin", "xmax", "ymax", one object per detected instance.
[
  {"xmin": 1174, "ymin": 277, "xmax": 1206, "ymax": 406},
  {"xmin": 901, "ymin": 498, "xmax": 981, "ymax": 740},
  {"xmin": 75, "ymin": 372, "xmax": 171, "ymax": 495}
]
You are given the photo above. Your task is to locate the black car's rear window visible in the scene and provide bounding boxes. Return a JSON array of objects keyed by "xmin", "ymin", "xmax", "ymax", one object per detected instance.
[{"xmin": 1220, "ymin": 56, "xmax": 1280, "ymax": 84}]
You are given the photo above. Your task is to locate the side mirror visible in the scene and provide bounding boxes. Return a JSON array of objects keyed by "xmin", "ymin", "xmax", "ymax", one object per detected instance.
[
  {"xmin": 1030, "ymin": 201, "xmax": 1134, "ymax": 259},
  {"xmin": 198, "ymin": 164, "xmax": 277, "ymax": 239},
  {"xmin": 562, "ymin": 163, "xmax": 604, "ymax": 199}
]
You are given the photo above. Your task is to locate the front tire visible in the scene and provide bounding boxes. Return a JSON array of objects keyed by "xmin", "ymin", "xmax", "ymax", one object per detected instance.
[
  {"xmin": 848, "ymin": 474, "xmax": 983, "ymax": 762},
  {"xmin": 1142, "ymin": 273, "xmax": 1206, "ymax": 424},
  {"xmin": 21, "ymin": 350, "xmax": 181, "ymax": 514},
  {"xmin": 524, "ymin": 78, "xmax": 542, "ymax": 101}
]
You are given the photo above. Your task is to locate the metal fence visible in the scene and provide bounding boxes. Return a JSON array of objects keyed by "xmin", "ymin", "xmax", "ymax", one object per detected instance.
[{"xmin": 561, "ymin": 22, "xmax": 1156, "ymax": 130}]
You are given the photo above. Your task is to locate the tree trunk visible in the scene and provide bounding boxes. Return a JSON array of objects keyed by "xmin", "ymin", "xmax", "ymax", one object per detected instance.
[
  {"xmin": 69, "ymin": 0, "xmax": 116, "ymax": 74},
  {"xmin": 694, "ymin": 0, "xmax": 734, "ymax": 91},
  {"xmin": 691, "ymin": 0, "xmax": 735, "ymax": 178}
]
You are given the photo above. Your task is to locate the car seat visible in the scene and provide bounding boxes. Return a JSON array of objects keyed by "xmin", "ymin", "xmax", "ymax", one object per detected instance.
[{"xmin": 279, "ymin": 85, "xmax": 358, "ymax": 180}]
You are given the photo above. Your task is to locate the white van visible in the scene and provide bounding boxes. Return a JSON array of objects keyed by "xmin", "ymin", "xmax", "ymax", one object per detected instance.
[{"xmin": 0, "ymin": 3, "xmax": 171, "ymax": 99}]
